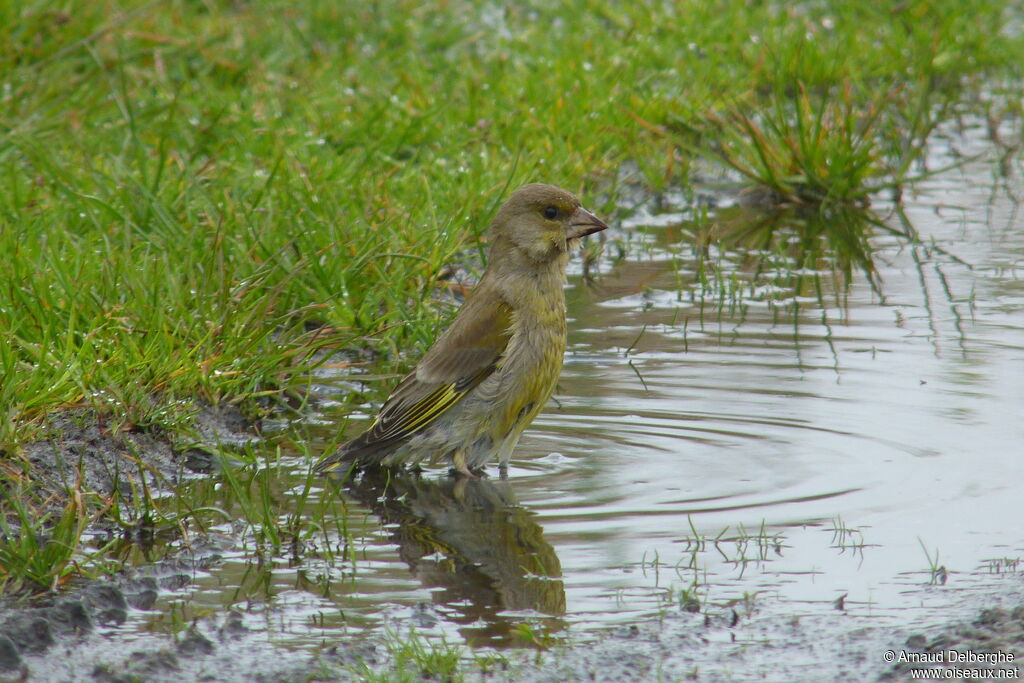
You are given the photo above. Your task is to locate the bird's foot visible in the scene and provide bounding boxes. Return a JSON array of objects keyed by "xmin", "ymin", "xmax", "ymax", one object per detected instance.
[
  {"xmin": 448, "ymin": 463, "xmax": 489, "ymax": 479},
  {"xmin": 449, "ymin": 464, "xmax": 477, "ymax": 478}
]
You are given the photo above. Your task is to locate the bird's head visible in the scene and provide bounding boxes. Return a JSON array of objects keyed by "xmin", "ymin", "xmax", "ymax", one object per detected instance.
[{"xmin": 490, "ymin": 183, "xmax": 608, "ymax": 264}]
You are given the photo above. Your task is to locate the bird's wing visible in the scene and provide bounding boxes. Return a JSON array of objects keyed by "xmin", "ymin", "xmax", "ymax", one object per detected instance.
[{"xmin": 330, "ymin": 293, "xmax": 514, "ymax": 466}]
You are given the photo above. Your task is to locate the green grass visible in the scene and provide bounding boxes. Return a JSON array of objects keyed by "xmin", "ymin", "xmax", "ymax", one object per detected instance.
[
  {"xmin": 2, "ymin": 0, "xmax": 1022, "ymax": 449},
  {"xmin": 346, "ymin": 627, "xmax": 466, "ymax": 682},
  {"xmin": 680, "ymin": 82, "xmax": 915, "ymax": 206},
  {"xmin": 0, "ymin": 0, "xmax": 1022, "ymax": 592},
  {"xmin": 668, "ymin": 1, "xmax": 1018, "ymax": 206},
  {"xmin": 0, "ymin": 486, "xmax": 117, "ymax": 591},
  {"xmin": 919, "ymin": 538, "xmax": 949, "ymax": 586}
]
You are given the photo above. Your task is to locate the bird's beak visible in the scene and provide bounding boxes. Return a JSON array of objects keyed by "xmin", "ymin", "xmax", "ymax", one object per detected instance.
[{"xmin": 568, "ymin": 206, "xmax": 609, "ymax": 239}]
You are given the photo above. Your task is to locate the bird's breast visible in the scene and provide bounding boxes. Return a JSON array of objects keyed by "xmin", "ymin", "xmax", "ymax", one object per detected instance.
[{"xmin": 490, "ymin": 305, "xmax": 566, "ymax": 437}]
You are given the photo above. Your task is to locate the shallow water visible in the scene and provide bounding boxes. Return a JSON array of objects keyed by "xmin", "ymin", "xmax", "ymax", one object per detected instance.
[{"xmin": 134, "ymin": 122, "xmax": 1022, "ymax": 657}]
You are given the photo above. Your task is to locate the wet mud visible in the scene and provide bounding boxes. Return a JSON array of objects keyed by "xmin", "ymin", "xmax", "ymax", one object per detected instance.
[{"xmin": 15, "ymin": 404, "xmax": 255, "ymax": 514}]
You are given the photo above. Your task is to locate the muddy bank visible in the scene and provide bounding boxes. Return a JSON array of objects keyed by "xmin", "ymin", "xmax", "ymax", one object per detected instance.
[
  {"xmin": 13, "ymin": 403, "xmax": 256, "ymax": 511},
  {"xmin": 2, "ymin": 544, "xmax": 1020, "ymax": 682},
  {"xmin": 504, "ymin": 594, "xmax": 1024, "ymax": 682},
  {"xmin": 0, "ymin": 539, "xmax": 224, "ymax": 680},
  {"xmin": 883, "ymin": 605, "xmax": 1024, "ymax": 681}
]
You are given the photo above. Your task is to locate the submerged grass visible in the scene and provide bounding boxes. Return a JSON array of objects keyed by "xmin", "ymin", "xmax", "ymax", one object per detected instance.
[{"xmin": 1, "ymin": 0, "xmax": 1022, "ymax": 595}]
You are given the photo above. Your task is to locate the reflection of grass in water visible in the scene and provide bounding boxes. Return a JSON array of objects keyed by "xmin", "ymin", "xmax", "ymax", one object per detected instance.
[
  {"xmin": 218, "ymin": 444, "xmax": 352, "ymax": 568},
  {"xmin": 638, "ymin": 197, "xmax": 971, "ymax": 331},
  {"xmin": 134, "ymin": 438, "xmax": 357, "ymax": 605},
  {"xmin": 602, "ymin": 179, "xmax": 980, "ymax": 385},
  {"xmin": 828, "ymin": 516, "xmax": 869, "ymax": 555},
  {"xmin": 639, "ymin": 202, "xmax": 890, "ymax": 325},
  {"xmin": 700, "ymin": 204, "xmax": 881, "ymax": 292},
  {"xmin": 635, "ymin": 519, "xmax": 786, "ymax": 615}
]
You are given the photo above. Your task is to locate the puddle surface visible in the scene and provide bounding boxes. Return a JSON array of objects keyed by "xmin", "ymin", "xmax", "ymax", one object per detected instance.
[{"xmin": 129, "ymin": 122, "xmax": 1023, "ymax": 655}]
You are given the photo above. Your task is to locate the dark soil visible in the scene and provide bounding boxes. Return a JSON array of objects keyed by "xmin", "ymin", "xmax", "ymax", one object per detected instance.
[{"xmin": 14, "ymin": 404, "xmax": 256, "ymax": 511}]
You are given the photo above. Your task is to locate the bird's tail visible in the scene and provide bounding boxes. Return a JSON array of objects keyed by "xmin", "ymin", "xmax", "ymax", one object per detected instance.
[
  {"xmin": 313, "ymin": 450, "xmax": 355, "ymax": 476},
  {"xmin": 314, "ymin": 431, "xmax": 398, "ymax": 475}
]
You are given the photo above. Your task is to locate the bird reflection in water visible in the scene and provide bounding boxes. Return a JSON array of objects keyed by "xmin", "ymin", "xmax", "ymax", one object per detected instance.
[{"xmin": 340, "ymin": 469, "xmax": 565, "ymax": 646}]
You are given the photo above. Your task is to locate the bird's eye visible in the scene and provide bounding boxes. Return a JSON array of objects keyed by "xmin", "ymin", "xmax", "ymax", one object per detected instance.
[{"xmin": 543, "ymin": 206, "xmax": 558, "ymax": 220}]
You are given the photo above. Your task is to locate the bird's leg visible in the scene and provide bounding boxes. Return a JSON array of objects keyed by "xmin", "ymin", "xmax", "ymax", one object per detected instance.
[{"xmin": 451, "ymin": 449, "xmax": 475, "ymax": 478}]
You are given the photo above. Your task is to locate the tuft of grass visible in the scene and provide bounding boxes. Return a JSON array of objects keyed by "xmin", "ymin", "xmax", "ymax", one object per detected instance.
[
  {"xmin": 684, "ymin": 82, "xmax": 903, "ymax": 207},
  {"xmin": 665, "ymin": 0, "xmax": 1020, "ymax": 208},
  {"xmin": 675, "ymin": 518, "xmax": 785, "ymax": 582},
  {"xmin": 674, "ymin": 67, "xmax": 970, "ymax": 210},
  {"xmin": 347, "ymin": 628, "xmax": 466, "ymax": 683},
  {"xmin": 918, "ymin": 538, "xmax": 949, "ymax": 586},
  {"xmin": 828, "ymin": 516, "xmax": 868, "ymax": 553},
  {"xmin": 0, "ymin": 486, "xmax": 114, "ymax": 591}
]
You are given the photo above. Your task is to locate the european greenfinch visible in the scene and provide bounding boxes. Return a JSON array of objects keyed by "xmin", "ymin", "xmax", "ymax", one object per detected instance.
[{"xmin": 316, "ymin": 183, "xmax": 607, "ymax": 477}]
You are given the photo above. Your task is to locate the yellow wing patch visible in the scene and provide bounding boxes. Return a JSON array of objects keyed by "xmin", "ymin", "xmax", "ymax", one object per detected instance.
[
  {"xmin": 371, "ymin": 383, "xmax": 459, "ymax": 441},
  {"xmin": 317, "ymin": 293, "xmax": 513, "ymax": 470},
  {"xmin": 367, "ymin": 362, "xmax": 496, "ymax": 444}
]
